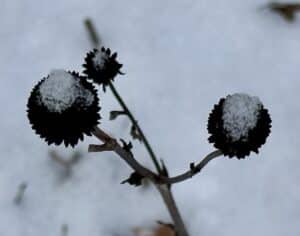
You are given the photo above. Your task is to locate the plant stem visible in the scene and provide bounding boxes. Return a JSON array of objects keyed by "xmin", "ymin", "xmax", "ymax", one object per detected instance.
[
  {"xmin": 161, "ymin": 150, "xmax": 223, "ymax": 184},
  {"xmin": 84, "ymin": 18, "xmax": 188, "ymax": 236},
  {"xmin": 84, "ymin": 17, "xmax": 161, "ymax": 173},
  {"xmin": 157, "ymin": 185, "xmax": 188, "ymax": 236},
  {"xmin": 91, "ymin": 126, "xmax": 190, "ymax": 236},
  {"xmin": 90, "ymin": 130, "xmax": 222, "ymax": 186},
  {"xmin": 108, "ymin": 82, "xmax": 162, "ymax": 173},
  {"xmin": 84, "ymin": 19, "xmax": 101, "ymax": 47}
]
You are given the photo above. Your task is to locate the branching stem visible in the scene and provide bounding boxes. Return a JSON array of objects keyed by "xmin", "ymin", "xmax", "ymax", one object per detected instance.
[
  {"xmin": 108, "ymin": 82, "xmax": 162, "ymax": 173},
  {"xmin": 84, "ymin": 18, "xmax": 161, "ymax": 173},
  {"xmin": 91, "ymin": 126, "xmax": 222, "ymax": 185},
  {"xmin": 90, "ymin": 127, "xmax": 222, "ymax": 236},
  {"xmin": 84, "ymin": 18, "xmax": 223, "ymax": 236}
]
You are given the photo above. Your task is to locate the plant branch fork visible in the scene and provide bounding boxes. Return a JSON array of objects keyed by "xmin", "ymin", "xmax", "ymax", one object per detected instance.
[{"xmin": 89, "ymin": 126, "xmax": 223, "ymax": 186}]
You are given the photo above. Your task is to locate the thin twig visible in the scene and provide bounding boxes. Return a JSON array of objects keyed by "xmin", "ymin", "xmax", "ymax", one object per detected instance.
[
  {"xmin": 84, "ymin": 17, "xmax": 161, "ymax": 173},
  {"xmin": 108, "ymin": 82, "xmax": 162, "ymax": 173},
  {"xmin": 84, "ymin": 18, "xmax": 205, "ymax": 236},
  {"xmin": 157, "ymin": 185, "xmax": 188, "ymax": 236},
  {"xmin": 91, "ymin": 127, "xmax": 158, "ymax": 181},
  {"xmin": 91, "ymin": 126, "xmax": 191, "ymax": 235},
  {"xmin": 91, "ymin": 127, "xmax": 222, "ymax": 185},
  {"xmin": 90, "ymin": 127, "xmax": 222, "ymax": 236},
  {"xmin": 160, "ymin": 150, "xmax": 223, "ymax": 184},
  {"xmin": 84, "ymin": 18, "xmax": 101, "ymax": 47}
]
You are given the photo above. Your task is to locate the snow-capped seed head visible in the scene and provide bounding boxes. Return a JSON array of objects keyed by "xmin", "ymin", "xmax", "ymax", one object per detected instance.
[
  {"xmin": 82, "ymin": 47, "xmax": 123, "ymax": 91},
  {"xmin": 207, "ymin": 93, "xmax": 272, "ymax": 159},
  {"xmin": 27, "ymin": 70, "xmax": 101, "ymax": 147},
  {"xmin": 222, "ymin": 93, "xmax": 262, "ymax": 141},
  {"xmin": 37, "ymin": 70, "xmax": 94, "ymax": 113}
]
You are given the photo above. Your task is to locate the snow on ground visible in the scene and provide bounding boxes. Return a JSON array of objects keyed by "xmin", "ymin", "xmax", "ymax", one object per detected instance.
[{"xmin": 1, "ymin": 0, "xmax": 300, "ymax": 235}]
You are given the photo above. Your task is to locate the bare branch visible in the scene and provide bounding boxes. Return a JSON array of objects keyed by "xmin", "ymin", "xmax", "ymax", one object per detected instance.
[
  {"xmin": 91, "ymin": 126, "xmax": 223, "ymax": 236},
  {"xmin": 91, "ymin": 126, "xmax": 158, "ymax": 181},
  {"xmin": 83, "ymin": 19, "xmax": 222, "ymax": 236},
  {"xmin": 91, "ymin": 126, "xmax": 222, "ymax": 186},
  {"xmin": 84, "ymin": 18, "xmax": 101, "ymax": 47},
  {"xmin": 91, "ymin": 126, "xmax": 113, "ymax": 142},
  {"xmin": 107, "ymin": 82, "xmax": 162, "ymax": 173},
  {"xmin": 88, "ymin": 144, "xmax": 112, "ymax": 152},
  {"xmin": 88, "ymin": 139, "xmax": 117, "ymax": 152},
  {"xmin": 157, "ymin": 185, "xmax": 187, "ymax": 236},
  {"xmin": 159, "ymin": 150, "xmax": 223, "ymax": 185},
  {"xmin": 84, "ymin": 19, "xmax": 162, "ymax": 173}
]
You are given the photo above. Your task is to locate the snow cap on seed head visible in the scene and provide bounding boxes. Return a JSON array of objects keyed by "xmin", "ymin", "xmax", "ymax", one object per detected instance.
[
  {"xmin": 83, "ymin": 47, "xmax": 124, "ymax": 91},
  {"xmin": 27, "ymin": 70, "xmax": 101, "ymax": 147},
  {"xmin": 37, "ymin": 69, "xmax": 94, "ymax": 113},
  {"xmin": 207, "ymin": 93, "xmax": 271, "ymax": 159}
]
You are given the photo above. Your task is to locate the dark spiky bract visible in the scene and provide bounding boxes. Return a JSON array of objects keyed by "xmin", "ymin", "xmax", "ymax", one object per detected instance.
[
  {"xmin": 83, "ymin": 47, "xmax": 123, "ymax": 91},
  {"xmin": 27, "ymin": 72, "xmax": 101, "ymax": 147},
  {"xmin": 207, "ymin": 97, "xmax": 271, "ymax": 159}
]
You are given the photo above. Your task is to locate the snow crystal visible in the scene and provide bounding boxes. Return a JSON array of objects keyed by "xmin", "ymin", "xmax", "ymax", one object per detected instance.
[
  {"xmin": 92, "ymin": 50, "xmax": 108, "ymax": 69},
  {"xmin": 38, "ymin": 70, "xmax": 94, "ymax": 113},
  {"xmin": 222, "ymin": 93, "xmax": 262, "ymax": 141}
]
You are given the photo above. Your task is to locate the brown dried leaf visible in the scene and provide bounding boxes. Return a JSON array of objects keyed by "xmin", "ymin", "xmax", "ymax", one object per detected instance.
[
  {"xmin": 133, "ymin": 224, "xmax": 175, "ymax": 236},
  {"xmin": 155, "ymin": 225, "xmax": 175, "ymax": 236},
  {"xmin": 130, "ymin": 125, "xmax": 143, "ymax": 141},
  {"xmin": 269, "ymin": 2, "xmax": 300, "ymax": 22}
]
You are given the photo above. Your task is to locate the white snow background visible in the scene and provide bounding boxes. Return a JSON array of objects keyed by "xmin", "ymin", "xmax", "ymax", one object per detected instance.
[{"xmin": 0, "ymin": 0, "xmax": 300, "ymax": 235}]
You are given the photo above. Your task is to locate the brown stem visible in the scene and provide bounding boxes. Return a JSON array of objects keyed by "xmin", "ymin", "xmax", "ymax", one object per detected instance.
[
  {"xmin": 108, "ymin": 82, "xmax": 162, "ymax": 173},
  {"xmin": 91, "ymin": 127, "xmax": 158, "ymax": 181},
  {"xmin": 159, "ymin": 150, "xmax": 223, "ymax": 184},
  {"xmin": 156, "ymin": 185, "xmax": 188, "ymax": 236},
  {"xmin": 84, "ymin": 17, "xmax": 161, "ymax": 173},
  {"xmin": 91, "ymin": 127, "xmax": 222, "ymax": 185},
  {"xmin": 90, "ymin": 126, "xmax": 223, "ymax": 236},
  {"xmin": 91, "ymin": 127, "xmax": 188, "ymax": 235},
  {"xmin": 84, "ymin": 19, "xmax": 222, "ymax": 236}
]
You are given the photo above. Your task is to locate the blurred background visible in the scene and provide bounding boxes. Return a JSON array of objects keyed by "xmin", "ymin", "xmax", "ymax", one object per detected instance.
[{"xmin": 1, "ymin": 0, "xmax": 300, "ymax": 235}]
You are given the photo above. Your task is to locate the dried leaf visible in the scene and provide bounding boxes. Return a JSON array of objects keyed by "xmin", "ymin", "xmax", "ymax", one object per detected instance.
[
  {"xmin": 190, "ymin": 162, "xmax": 200, "ymax": 174},
  {"xmin": 269, "ymin": 2, "xmax": 300, "ymax": 22},
  {"xmin": 155, "ymin": 224, "xmax": 175, "ymax": 236},
  {"xmin": 133, "ymin": 223, "xmax": 175, "ymax": 236},
  {"xmin": 120, "ymin": 139, "xmax": 133, "ymax": 156},
  {"xmin": 121, "ymin": 171, "xmax": 144, "ymax": 187},
  {"xmin": 110, "ymin": 110, "xmax": 126, "ymax": 120},
  {"xmin": 130, "ymin": 125, "xmax": 143, "ymax": 141}
]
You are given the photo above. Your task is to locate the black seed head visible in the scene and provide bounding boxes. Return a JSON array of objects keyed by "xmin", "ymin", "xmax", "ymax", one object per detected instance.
[
  {"xmin": 27, "ymin": 70, "xmax": 101, "ymax": 147},
  {"xmin": 83, "ymin": 47, "xmax": 123, "ymax": 91},
  {"xmin": 207, "ymin": 94, "xmax": 271, "ymax": 159}
]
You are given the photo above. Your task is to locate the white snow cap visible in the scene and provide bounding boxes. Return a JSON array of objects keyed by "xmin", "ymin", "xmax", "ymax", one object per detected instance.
[
  {"xmin": 92, "ymin": 50, "xmax": 108, "ymax": 69},
  {"xmin": 222, "ymin": 93, "xmax": 262, "ymax": 141},
  {"xmin": 38, "ymin": 70, "xmax": 94, "ymax": 113}
]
